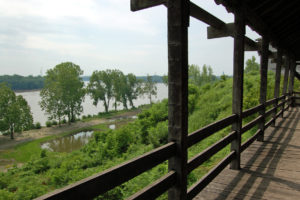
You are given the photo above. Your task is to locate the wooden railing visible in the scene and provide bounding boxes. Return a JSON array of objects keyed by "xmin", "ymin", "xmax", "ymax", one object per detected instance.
[{"xmin": 35, "ymin": 92, "xmax": 297, "ymax": 200}]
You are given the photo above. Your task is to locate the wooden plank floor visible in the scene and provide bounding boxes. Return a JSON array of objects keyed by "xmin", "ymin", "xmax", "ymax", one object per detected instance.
[{"xmin": 194, "ymin": 107, "xmax": 300, "ymax": 200}]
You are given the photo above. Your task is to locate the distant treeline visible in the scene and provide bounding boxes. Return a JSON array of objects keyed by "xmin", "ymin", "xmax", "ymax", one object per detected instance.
[
  {"xmin": 82, "ymin": 75, "xmax": 164, "ymax": 83},
  {"xmin": 0, "ymin": 75, "xmax": 164, "ymax": 91},
  {"xmin": 0, "ymin": 75, "xmax": 44, "ymax": 91}
]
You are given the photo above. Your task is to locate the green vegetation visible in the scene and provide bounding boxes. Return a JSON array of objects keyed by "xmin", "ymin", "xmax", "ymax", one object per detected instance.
[
  {"xmin": 40, "ymin": 62, "xmax": 85, "ymax": 125},
  {"xmin": 88, "ymin": 70, "xmax": 145, "ymax": 112},
  {"xmin": 142, "ymin": 74, "xmax": 157, "ymax": 104},
  {"xmin": 0, "ymin": 84, "xmax": 33, "ymax": 139},
  {"xmin": 1, "ymin": 58, "xmax": 299, "ymax": 200},
  {"xmin": 0, "ymin": 75, "xmax": 44, "ymax": 91}
]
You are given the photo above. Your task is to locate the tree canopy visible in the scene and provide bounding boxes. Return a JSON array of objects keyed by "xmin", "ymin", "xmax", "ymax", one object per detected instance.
[
  {"xmin": 40, "ymin": 62, "xmax": 85, "ymax": 124},
  {"xmin": 245, "ymin": 56, "xmax": 260, "ymax": 74},
  {"xmin": 0, "ymin": 83, "xmax": 33, "ymax": 139}
]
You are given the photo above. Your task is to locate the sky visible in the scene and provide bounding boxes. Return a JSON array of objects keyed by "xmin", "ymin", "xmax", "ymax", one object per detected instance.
[{"xmin": 0, "ymin": 0, "xmax": 261, "ymax": 76}]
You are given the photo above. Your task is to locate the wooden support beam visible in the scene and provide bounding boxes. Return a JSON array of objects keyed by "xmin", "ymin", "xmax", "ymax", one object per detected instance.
[
  {"xmin": 230, "ymin": 7, "xmax": 245, "ymax": 170},
  {"xmin": 167, "ymin": 0, "xmax": 189, "ymax": 199},
  {"xmin": 257, "ymin": 36, "xmax": 269, "ymax": 142},
  {"xmin": 281, "ymin": 56, "xmax": 290, "ymax": 117},
  {"xmin": 272, "ymin": 48, "xmax": 282, "ymax": 126},
  {"xmin": 289, "ymin": 59, "xmax": 296, "ymax": 107},
  {"xmin": 131, "ymin": 0, "xmax": 165, "ymax": 11}
]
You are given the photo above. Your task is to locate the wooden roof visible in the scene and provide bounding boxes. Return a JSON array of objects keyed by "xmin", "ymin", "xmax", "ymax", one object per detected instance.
[{"xmin": 215, "ymin": 0, "xmax": 300, "ymax": 60}]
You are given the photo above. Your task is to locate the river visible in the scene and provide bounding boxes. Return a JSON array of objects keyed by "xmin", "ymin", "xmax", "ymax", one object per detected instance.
[{"xmin": 16, "ymin": 83, "xmax": 168, "ymax": 125}]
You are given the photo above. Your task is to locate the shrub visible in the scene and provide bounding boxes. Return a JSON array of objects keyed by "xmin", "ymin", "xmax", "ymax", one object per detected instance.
[
  {"xmin": 46, "ymin": 121, "xmax": 52, "ymax": 127},
  {"xmin": 35, "ymin": 122, "xmax": 41, "ymax": 129},
  {"xmin": 62, "ymin": 119, "xmax": 67, "ymax": 124},
  {"xmin": 52, "ymin": 120, "xmax": 58, "ymax": 125}
]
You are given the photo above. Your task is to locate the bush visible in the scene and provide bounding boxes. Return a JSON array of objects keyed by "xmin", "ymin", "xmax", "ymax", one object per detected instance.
[
  {"xmin": 35, "ymin": 122, "xmax": 41, "ymax": 129},
  {"xmin": 82, "ymin": 115, "xmax": 87, "ymax": 120},
  {"xmin": 52, "ymin": 120, "xmax": 58, "ymax": 125},
  {"xmin": 46, "ymin": 121, "xmax": 52, "ymax": 127},
  {"xmin": 62, "ymin": 119, "xmax": 67, "ymax": 124}
]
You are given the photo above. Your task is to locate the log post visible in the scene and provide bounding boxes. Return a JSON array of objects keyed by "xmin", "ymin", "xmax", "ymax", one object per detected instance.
[
  {"xmin": 282, "ymin": 57, "xmax": 290, "ymax": 116},
  {"xmin": 257, "ymin": 36, "xmax": 269, "ymax": 142},
  {"xmin": 230, "ymin": 6, "xmax": 245, "ymax": 170},
  {"xmin": 288, "ymin": 58, "xmax": 295, "ymax": 107},
  {"xmin": 272, "ymin": 48, "xmax": 282, "ymax": 126},
  {"xmin": 167, "ymin": 0, "xmax": 189, "ymax": 199}
]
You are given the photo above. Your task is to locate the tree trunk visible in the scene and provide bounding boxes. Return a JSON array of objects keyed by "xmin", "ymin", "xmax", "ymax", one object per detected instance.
[
  {"xmin": 104, "ymin": 101, "xmax": 108, "ymax": 113},
  {"xmin": 10, "ymin": 126, "xmax": 14, "ymax": 140}
]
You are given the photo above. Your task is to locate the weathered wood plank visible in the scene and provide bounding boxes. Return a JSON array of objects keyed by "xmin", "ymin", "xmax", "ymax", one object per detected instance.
[
  {"xmin": 273, "ymin": 49, "xmax": 282, "ymax": 126},
  {"xmin": 187, "ymin": 131, "xmax": 236, "ymax": 173},
  {"xmin": 187, "ymin": 114, "xmax": 237, "ymax": 147},
  {"xmin": 230, "ymin": 6, "xmax": 245, "ymax": 170},
  {"xmin": 187, "ymin": 152, "xmax": 235, "ymax": 199},
  {"xmin": 195, "ymin": 108, "xmax": 300, "ymax": 200},
  {"xmin": 241, "ymin": 115, "xmax": 263, "ymax": 134},
  {"xmin": 131, "ymin": 0, "xmax": 165, "ymax": 11},
  {"xmin": 167, "ymin": 0, "xmax": 189, "ymax": 199},
  {"xmin": 257, "ymin": 36, "xmax": 269, "ymax": 142},
  {"xmin": 128, "ymin": 171, "xmax": 176, "ymax": 200},
  {"xmin": 242, "ymin": 104, "xmax": 263, "ymax": 118}
]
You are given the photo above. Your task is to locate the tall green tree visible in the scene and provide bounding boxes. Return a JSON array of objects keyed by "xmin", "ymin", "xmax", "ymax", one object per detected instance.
[
  {"xmin": 125, "ymin": 73, "xmax": 142, "ymax": 108},
  {"xmin": 0, "ymin": 84, "xmax": 33, "ymax": 139},
  {"xmin": 40, "ymin": 62, "xmax": 85, "ymax": 124},
  {"xmin": 245, "ymin": 56, "xmax": 260, "ymax": 74},
  {"xmin": 88, "ymin": 70, "xmax": 113, "ymax": 113},
  {"xmin": 142, "ymin": 75, "xmax": 157, "ymax": 104}
]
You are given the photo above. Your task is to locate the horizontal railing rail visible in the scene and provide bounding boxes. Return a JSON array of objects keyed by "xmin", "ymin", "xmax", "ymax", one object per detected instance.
[
  {"xmin": 187, "ymin": 114, "xmax": 237, "ymax": 147},
  {"xmin": 36, "ymin": 90, "xmax": 297, "ymax": 200},
  {"xmin": 35, "ymin": 142, "xmax": 176, "ymax": 200},
  {"xmin": 242, "ymin": 104, "xmax": 263, "ymax": 118}
]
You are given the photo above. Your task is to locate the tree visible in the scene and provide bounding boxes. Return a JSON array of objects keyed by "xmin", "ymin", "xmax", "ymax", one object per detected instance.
[
  {"xmin": 40, "ymin": 62, "xmax": 85, "ymax": 124},
  {"xmin": 125, "ymin": 73, "xmax": 142, "ymax": 108},
  {"xmin": 88, "ymin": 70, "xmax": 113, "ymax": 113},
  {"xmin": 162, "ymin": 74, "xmax": 168, "ymax": 86},
  {"xmin": 245, "ymin": 56, "xmax": 260, "ymax": 74},
  {"xmin": 0, "ymin": 83, "xmax": 33, "ymax": 139},
  {"xmin": 142, "ymin": 75, "xmax": 157, "ymax": 104}
]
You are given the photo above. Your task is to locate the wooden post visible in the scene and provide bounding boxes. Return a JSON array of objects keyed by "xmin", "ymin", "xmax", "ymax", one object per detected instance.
[
  {"xmin": 230, "ymin": 7, "xmax": 245, "ymax": 170},
  {"xmin": 167, "ymin": 0, "xmax": 189, "ymax": 199},
  {"xmin": 288, "ymin": 58, "xmax": 295, "ymax": 107},
  {"xmin": 282, "ymin": 57, "xmax": 290, "ymax": 116},
  {"xmin": 272, "ymin": 48, "xmax": 282, "ymax": 126},
  {"xmin": 257, "ymin": 36, "xmax": 269, "ymax": 142}
]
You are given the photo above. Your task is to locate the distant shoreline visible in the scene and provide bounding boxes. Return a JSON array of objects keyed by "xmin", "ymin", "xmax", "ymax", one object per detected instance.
[{"xmin": 14, "ymin": 89, "xmax": 41, "ymax": 93}]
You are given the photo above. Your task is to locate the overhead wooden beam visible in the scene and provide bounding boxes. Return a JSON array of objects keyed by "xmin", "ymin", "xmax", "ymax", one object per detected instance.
[
  {"xmin": 190, "ymin": 2, "xmax": 225, "ymax": 29},
  {"xmin": 207, "ymin": 24, "xmax": 258, "ymax": 51},
  {"xmin": 131, "ymin": 0, "xmax": 165, "ymax": 11}
]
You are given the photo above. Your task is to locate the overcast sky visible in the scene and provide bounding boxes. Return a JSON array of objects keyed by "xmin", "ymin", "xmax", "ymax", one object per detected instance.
[{"xmin": 0, "ymin": 0, "xmax": 261, "ymax": 76}]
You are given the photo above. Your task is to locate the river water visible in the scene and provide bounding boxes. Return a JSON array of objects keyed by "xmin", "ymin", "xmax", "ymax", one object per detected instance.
[{"xmin": 16, "ymin": 83, "xmax": 168, "ymax": 125}]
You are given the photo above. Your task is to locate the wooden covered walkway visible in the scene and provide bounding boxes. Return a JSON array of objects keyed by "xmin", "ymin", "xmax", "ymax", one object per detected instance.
[{"xmin": 195, "ymin": 107, "xmax": 300, "ymax": 200}]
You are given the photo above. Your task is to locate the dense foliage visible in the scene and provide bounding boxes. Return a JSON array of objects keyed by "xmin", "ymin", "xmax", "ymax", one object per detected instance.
[
  {"xmin": 88, "ymin": 70, "xmax": 150, "ymax": 112},
  {"xmin": 0, "ymin": 84, "xmax": 33, "ymax": 139},
  {"xmin": 40, "ymin": 62, "xmax": 85, "ymax": 125},
  {"xmin": 1, "ymin": 59, "xmax": 299, "ymax": 199},
  {"xmin": 0, "ymin": 75, "xmax": 44, "ymax": 91}
]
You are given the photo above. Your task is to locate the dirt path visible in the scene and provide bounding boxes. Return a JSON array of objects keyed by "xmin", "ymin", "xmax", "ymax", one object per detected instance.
[{"xmin": 0, "ymin": 109, "xmax": 140, "ymax": 151}]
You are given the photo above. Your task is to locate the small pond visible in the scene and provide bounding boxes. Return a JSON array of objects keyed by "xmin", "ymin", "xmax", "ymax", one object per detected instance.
[{"xmin": 41, "ymin": 131, "xmax": 93, "ymax": 153}]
